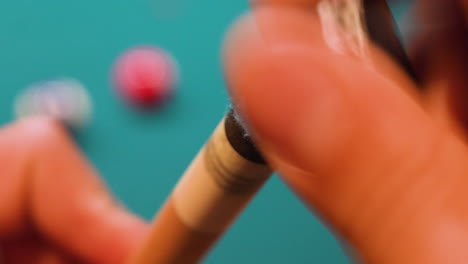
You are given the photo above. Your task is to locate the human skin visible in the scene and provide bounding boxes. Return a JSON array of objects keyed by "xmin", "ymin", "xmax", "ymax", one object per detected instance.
[
  {"xmin": 0, "ymin": 117, "xmax": 148, "ymax": 264},
  {"xmin": 0, "ymin": 1, "xmax": 466, "ymax": 263},
  {"xmin": 224, "ymin": 0, "xmax": 468, "ymax": 263}
]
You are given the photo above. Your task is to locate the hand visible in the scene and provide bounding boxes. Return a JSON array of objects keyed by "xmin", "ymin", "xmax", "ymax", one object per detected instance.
[
  {"xmin": 224, "ymin": 0, "xmax": 468, "ymax": 263},
  {"xmin": 0, "ymin": 117, "xmax": 147, "ymax": 264}
]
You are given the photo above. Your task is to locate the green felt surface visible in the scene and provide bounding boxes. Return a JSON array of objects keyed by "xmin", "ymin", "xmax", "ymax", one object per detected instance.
[{"xmin": 0, "ymin": 1, "xmax": 406, "ymax": 262}]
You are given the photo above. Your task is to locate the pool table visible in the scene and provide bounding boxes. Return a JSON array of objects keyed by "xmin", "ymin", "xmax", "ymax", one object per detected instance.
[{"xmin": 0, "ymin": 0, "xmax": 407, "ymax": 262}]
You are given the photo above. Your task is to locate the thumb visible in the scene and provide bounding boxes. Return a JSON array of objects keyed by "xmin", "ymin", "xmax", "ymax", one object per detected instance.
[
  {"xmin": 224, "ymin": 9, "xmax": 468, "ymax": 263},
  {"xmin": 224, "ymin": 9, "xmax": 438, "ymax": 202}
]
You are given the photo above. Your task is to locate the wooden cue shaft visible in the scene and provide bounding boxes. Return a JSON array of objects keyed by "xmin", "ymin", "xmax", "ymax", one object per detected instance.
[
  {"xmin": 128, "ymin": 109, "xmax": 272, "ymax": 264},
  {"xmin": 128, "ymin": 2, "xmax": 415, "ymax": 263}
]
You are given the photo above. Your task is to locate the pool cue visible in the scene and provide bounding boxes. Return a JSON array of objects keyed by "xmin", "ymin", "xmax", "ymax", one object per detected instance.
[
  {"xmin": 128, "ymin": 2, "xmax": 417, "ymax": 263},
  {"xmin": 128, "ymin": 109, "xmax": 272, "ymax": 264}
]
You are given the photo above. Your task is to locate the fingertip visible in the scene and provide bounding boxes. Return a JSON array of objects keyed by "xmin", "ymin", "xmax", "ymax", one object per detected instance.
[
  {"xmin": 46, "ymin": 201, "xmax": 148, "ymax": 264},
  {"xmin": 89, "ymin": 209, "xmax": 149, "ymax": 264},
  {"xmin": 0, "ymin": 117, "xmax": 68, "ymax": 238},
  {"xmin": 13, "ymin": 116, "xmax": 148, "ymax": 264},
  {"xmin": 223, "ymin": 2, "xmax": 433, "ymax": 176},
  {"xmin": 223, "ymin": 9, "xmax": 352, "ymax": 172},
  {"xmin": 16, "ymin": 116, "xmax": 66, "ymax": 141}
]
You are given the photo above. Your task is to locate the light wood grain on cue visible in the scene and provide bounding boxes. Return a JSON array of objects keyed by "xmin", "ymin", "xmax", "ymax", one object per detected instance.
[{"xmin": 128, "ymin": 116, "xmax": 272, "ymax": 264}]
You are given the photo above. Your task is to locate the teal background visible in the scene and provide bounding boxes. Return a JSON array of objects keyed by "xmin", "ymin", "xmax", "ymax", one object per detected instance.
[{"xmin": 0, "ymin": 1, "xmax": 406, "ymax": 263}]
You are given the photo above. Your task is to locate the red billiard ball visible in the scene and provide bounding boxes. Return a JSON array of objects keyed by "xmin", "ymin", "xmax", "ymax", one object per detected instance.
[{"xmin": 112, "ymin": 46, "xmax": 177, "ymax": 109}]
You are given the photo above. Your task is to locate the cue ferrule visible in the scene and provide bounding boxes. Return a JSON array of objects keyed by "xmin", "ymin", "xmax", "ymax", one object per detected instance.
[
  {"xmin": 173, "ymin": 117, "xmax": 272, "ymax": 233},
  {"xmin": 128, "ymin": 115, "xmax": 272, "ymax": 264}
]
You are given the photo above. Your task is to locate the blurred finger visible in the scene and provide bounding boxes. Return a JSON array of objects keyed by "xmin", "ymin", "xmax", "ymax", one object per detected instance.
[
  {"xmin": 224, "ymin": 8, "xmax": 437, "ymax": 186},
  {"xmin": 2, "ymin": 234, "xmax": 78, "ymax": 264},
  {"xmin": 224, "ymin": 8, "xmax": 468, "ymax": 263},
  {"xmin": 0, "ymin": 118, "xmax": 148, "ymax": 264},
  {"xmin": 248, "ymin": 1, "xmax": 421, "ymax": 96}
]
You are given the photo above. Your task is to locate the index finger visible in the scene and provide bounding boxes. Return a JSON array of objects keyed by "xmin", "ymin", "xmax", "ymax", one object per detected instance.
[{"xmin": 0, "ymin": 118, "xmax": 148, "ymax": 264}]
